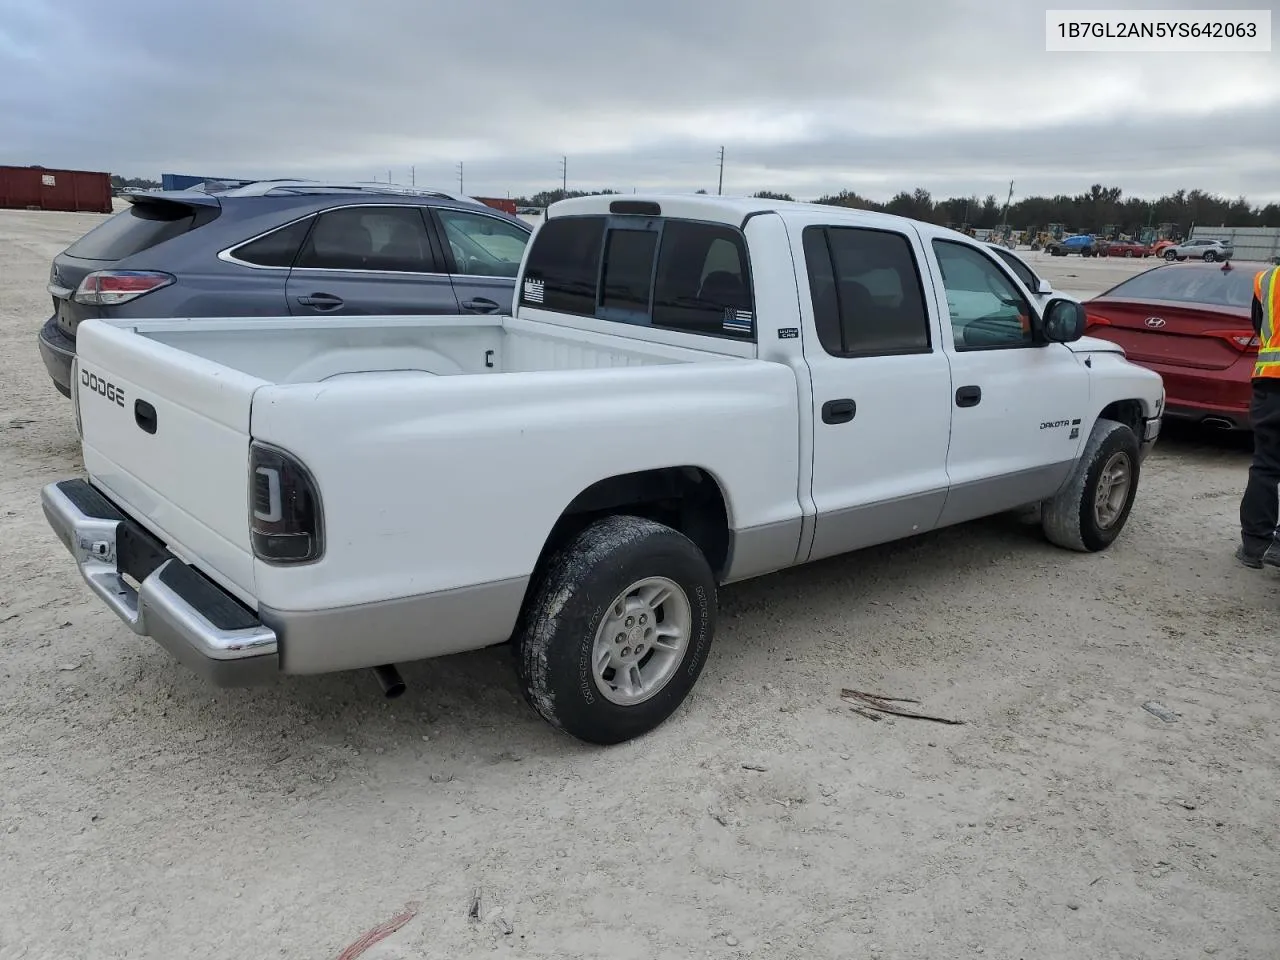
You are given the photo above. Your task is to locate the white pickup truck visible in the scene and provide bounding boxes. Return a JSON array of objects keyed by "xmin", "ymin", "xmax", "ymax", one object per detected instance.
[{"xmin": 43, "ymin": 194, "xmax": 1165, "ymax": 745}]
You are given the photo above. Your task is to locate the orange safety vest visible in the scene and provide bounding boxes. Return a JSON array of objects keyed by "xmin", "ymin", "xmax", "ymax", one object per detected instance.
[{"xmin": 1255, "ymin": 267, "xmax": 1280, "ymax": 379}]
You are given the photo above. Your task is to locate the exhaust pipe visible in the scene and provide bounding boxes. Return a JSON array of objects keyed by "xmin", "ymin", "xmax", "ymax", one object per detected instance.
[
  {"xmin": 1202, "ymin": 416, "xmax": 1235, "ymax": 430},
  {"xmin": 371, "ymin": 664, "xmax": 406, "ymax": 698}
]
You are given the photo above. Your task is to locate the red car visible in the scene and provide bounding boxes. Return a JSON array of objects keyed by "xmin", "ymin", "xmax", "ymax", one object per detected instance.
[
  {"xmin": 1084, "ymin": 262, "xmax": 1259, "ymax": 430},
  {"xmin": 1102, "ymin": 240, "xmax": 1150, "ymax": 258}
]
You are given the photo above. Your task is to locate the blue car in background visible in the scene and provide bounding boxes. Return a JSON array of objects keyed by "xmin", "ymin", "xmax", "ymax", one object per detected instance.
[
  {"xmin": 1046, "ymin": 234, "xmax": 1097, "ymax": 257},
  {"xmin": 37, "ymin": 180, "xmax": 533, "ymax": 397}
]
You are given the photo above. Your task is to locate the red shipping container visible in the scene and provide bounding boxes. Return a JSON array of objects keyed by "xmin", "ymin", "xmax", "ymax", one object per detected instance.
[
  {"xmin": 0, "ymin": 165, "xmax": 114, "ymax": 214},
  {"xmin": 474, "ymin": 196, "xmax": 518, "ymax": 216}
]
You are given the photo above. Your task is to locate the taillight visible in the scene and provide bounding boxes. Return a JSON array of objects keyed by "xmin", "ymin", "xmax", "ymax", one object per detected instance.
[
  {"xmin": 1086, "ymin": 313, "xmax": 1111, "ymax": 328},
  {"xmin": 249, "ymin": 442, "xmax": 324, "ymax": 564},
  {"xmin": 1204, "ymin": 330, "xmax": 1259, "ymax": 351},
  {"xmin": 74, "ymin": 270, "xmax": 174, "ymax": 306}
]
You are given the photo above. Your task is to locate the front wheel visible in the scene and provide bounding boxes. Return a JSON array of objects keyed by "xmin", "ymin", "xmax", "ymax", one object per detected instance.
[
  {"xmin": 1124, "ymin": 249, "xmax": 1135, "ymax": 258},
  {"xmin": 515, "ymin": 515, "xmax": 717, "ymax": 745},
  {"xmin": 1163, "ymin": 249, "xmax": 1178, "ymax": 261},
  {"xmin": 1042, "ymin": 418, "xmax": 1141, "ymax": 552}
]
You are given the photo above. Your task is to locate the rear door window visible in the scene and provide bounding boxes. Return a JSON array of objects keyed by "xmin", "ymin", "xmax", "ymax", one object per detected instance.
[
  {"xmin": 433, "ymin": 208, "xmax": 530, "ymax": 278},
  {"xmin": 65, "ymin": 200, "xmax": 203, "ymax": 261},
  {"xmin": 295, "ymin": 206, "xmax": 438, "ymax": 273},
  {"xmin": 228, "ymin": 217, "xmax": 312, "ymax": 267},
  {"xmin": 804, "ymin": 226, "xmax": 931, "ymax": 356}
]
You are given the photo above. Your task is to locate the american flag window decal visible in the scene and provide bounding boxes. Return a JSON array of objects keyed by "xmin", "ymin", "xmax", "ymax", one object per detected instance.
[
  {"xmin": 523, "ymin": 278, "xmax": 545, "ymax": 304},
  {"xmin": 722, "ymin": 307, "xmax": 753, "ymax": 334}
]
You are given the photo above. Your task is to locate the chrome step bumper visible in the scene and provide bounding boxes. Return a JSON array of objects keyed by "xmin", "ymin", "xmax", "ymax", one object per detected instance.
[{"xmin": 41, "ymin": 479, "xmax": 278, "ymax": 686}]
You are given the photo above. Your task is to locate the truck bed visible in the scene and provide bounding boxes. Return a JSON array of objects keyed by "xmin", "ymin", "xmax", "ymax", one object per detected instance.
[{"xmin": 119, "ymin": 314, "xmax": 737, "ymax": 384}]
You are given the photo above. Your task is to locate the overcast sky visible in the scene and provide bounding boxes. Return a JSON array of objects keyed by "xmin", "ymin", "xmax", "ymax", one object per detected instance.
[{"xmin": 1, "ymin": 0, "xmax": 1276, "ymax": 203}]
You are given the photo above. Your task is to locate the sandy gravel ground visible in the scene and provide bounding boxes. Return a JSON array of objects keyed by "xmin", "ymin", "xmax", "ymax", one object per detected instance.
[{"xmin": 0, "ymin": 209, "xmax": 1276, "ymax": 960}]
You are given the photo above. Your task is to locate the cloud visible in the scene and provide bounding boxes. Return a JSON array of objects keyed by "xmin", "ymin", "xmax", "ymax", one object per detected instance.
[{"xmin": 2, "ymin": 0, "xmax": 1276, "ymax": 202}]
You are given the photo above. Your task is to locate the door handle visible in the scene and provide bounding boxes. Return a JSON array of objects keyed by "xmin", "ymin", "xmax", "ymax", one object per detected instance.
[
  {"xmin": 460, "ymin": 297, "xmax": 501, "ymax": 314},
  {"xmin": 296, "ymin": 293, "xmax": 344, "ymax": 310},
  {"xmin": 821, "ymin": 398, "xmax": 857, "ymax": 424},
  {"xmin": 955, "ymin": 385, "xmax": 982, "ymax": 407},
  {"xmin": 134, "ymin": 399, "xmax": 157, "ymax": 435}
]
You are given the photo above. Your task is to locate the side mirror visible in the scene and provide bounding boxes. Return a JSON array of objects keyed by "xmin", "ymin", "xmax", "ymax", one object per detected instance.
[
  {"xmin": 1043, "ymin": 298, "xmax": 1086, "ymax": 343},
  {"xmin": 1035, "ymin": 277, "xmax": 1053, "ymax": 295}
]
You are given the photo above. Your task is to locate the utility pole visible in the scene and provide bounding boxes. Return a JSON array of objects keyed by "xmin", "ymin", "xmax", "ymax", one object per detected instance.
[
  {"xmin": 410, "ymin": 166, "xmax": 415, "ymax": 186},
  {"xmin": 717, "ymin": 146, "xmax": 725, "ymax": 196},
  {"xmin": 1000, "ymin": 179, "xmax": 1014, "ymax": 226},
  {"xmin": 388, "ymin": 169, "xmax": 392, "ymax": 184},
  {"xmin": 559, "ymin": 156, "xmax": 567, "ymax": 196},
  {"xmin": 457, "ymin": 162, "xmax": 464, "ymax": 194}
]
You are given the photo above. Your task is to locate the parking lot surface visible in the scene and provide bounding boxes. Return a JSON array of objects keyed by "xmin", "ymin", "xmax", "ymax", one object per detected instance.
[{"xmin": 1, "ymin": 209, "xmax": 1277, "ymax": 959}]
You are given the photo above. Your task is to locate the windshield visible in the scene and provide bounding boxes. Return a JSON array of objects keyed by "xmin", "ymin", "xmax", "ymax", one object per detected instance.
[{"xmin": 1100, "ymin": 265, "xmax": 1254, "ymax": 308}]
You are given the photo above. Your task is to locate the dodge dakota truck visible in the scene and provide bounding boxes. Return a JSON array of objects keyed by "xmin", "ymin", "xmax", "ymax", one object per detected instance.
[{"xmin": 42, "ymin": 194, "xmax": 1165, "ymax": 745}]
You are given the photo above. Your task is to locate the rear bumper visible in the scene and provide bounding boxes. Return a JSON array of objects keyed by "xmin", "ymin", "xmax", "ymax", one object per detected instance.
[
  {"xmin": 37, "ymin": 317, "xmax": 75, "ymax": 398},
  {"xmin": 41, "ymin": 479, "xmax": 279, "ymax": 685}
]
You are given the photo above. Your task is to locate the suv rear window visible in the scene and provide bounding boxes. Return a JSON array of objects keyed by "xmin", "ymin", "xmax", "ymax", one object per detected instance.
[
  {"xmin": 65, "ymin": 200, "xmax": 206, "ymax": 261},
  {"xmin": 519, "ymin": 215, "xmax": 754, "ymax": 340}
]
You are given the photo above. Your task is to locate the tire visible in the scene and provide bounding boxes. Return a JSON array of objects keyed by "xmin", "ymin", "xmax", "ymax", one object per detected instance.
[
  {"xmin": 1163, "ymin": 249, "xmax": 1178, "ymax": 261},
  {"xmin": 1203, "ymin": 250, "xmax": 1217, "ymax": 262},
  {"xmin": 1124, "ymin": 249, "xmax": 1134, "ymax": 258},
  {"xmin": 1042, "ymin": 418, "xmax": 1141, "ymax": 553},
  {"xmin": 515, "ymin": 515, "xmax": 717, "ymax": 745}
]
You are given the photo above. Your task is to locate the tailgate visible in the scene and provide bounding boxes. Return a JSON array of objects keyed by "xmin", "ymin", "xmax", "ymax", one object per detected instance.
[{"xmin": 74, "ymin": 320, "xmax": 267, "ymax": 604}]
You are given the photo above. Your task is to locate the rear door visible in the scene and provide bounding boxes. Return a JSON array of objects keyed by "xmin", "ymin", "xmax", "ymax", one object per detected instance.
[
  {"xmin": 74, "ymin": 320, "xmax": 262, "ymax": 602},
  {"xmin": 285, "ymin": 204, "xmax": 459, "ymax": 316},
  {"xmin": 428, "ymin": 206, "xmax": 532, "ymax": 315},
  {"xmin": 794, "ymin": 219, "xmax": 955, "ymax": 561}
]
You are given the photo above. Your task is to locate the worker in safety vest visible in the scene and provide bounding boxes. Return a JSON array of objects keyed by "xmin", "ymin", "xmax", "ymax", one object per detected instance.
[{"xmin": 1237, "ymin": 265, "xmax": 1280, "ymax": 568}]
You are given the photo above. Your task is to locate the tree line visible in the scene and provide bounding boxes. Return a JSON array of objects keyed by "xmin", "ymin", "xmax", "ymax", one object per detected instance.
[{"xmin": 512, "ymin": 184, "xmax": 1280, "ymax": 237}]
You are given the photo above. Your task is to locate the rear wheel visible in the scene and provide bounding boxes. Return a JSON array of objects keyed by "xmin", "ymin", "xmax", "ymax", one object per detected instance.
[
  {"xmin": 1042, "ymin": 418, "xmax": 1141, "ymax": 553},
  {"xmin": 1163, "ymin": 249, "xmax": 1178, "ymax": 261},
  {"xmin": 515, "ymin": 515, "xmax": 717, "ymax": 745},
  {"xmin": 1203, "ymin": 250, "xmax": 1218, "ymax": 262},
  {"xmin": 1124, "ymin": 249, "xmax": 1135, "ymax": 258}
]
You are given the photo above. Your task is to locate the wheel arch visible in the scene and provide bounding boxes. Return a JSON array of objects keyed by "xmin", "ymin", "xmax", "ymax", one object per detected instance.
[
  {"xmin": 1097, "ymin": 398, "xmax": 1146, "ymax": 437},
  {"xmin": 530, "ymin": 465, "xmax": 735, "ymax": 592}
]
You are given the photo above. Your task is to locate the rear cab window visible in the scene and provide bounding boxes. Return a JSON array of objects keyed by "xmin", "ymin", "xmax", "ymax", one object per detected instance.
[
  {"xmin": 519, "ymin": 215, "xmax": 755, "ymax": 341},
  {"xmin": 65, "ymin": 199, "xmax": 212, "ymax": 261}
]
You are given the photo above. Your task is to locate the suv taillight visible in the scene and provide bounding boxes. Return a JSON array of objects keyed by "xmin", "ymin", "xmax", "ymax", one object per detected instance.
[
  {"xmin": 74, "ymin": 270, "xmax": 174, "ymax": 306},
  {"xmin": 249, "ymin": 443, "xmax": 324, "ymax": 564}
]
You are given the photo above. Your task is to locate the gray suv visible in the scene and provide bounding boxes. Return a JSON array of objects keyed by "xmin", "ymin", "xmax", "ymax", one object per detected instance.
[
  {"xmin": 1162, "ymin": 238, "xmax": 1234, "ymax": 262},
  {"xmin": 37, "ymin": 180, "xmax": 533, "ymax": 397}
]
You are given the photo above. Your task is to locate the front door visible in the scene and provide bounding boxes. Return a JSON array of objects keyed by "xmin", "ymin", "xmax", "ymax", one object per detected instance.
[
  {"xmin": 285, "ymin": 204, "xmax": 459, "ymax": 316},
  {"xmin": 926, "ymin": 237, "xmax": 1090, "ymax": 527},
  {"xmin": 795, "ymin": 221, "xmax": 955, "ymax": 562}
]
